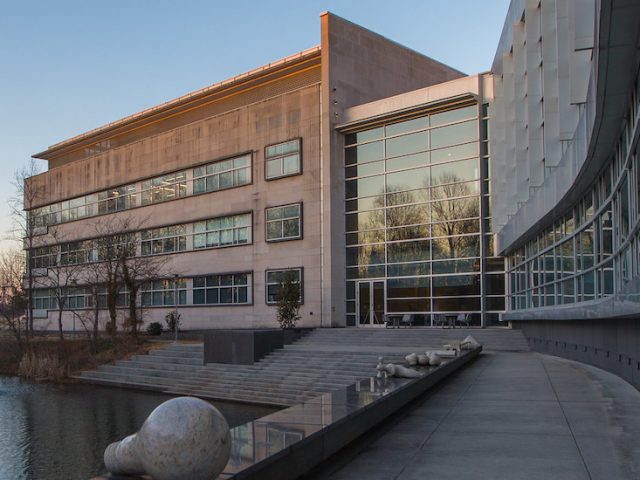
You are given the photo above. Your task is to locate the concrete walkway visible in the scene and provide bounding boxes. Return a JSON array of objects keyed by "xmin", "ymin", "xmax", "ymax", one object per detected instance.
[{"xmin": 309, "ymin": 352, "xmax": 640, "ymax": 480}]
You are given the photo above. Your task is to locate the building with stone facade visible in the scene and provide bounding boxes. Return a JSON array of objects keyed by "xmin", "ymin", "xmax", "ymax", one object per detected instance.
[
  {"xmin": 26, "ymin": 13, "xmax": 473, "ymax": 331},
  {"xmin": 26, "ymin": 0, "xmax": 640, "ymax": 362}
]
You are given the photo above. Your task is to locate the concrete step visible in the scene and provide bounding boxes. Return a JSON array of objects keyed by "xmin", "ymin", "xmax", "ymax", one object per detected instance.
[
  {"xmin": 194, "ymin": 369, "xmax": 367, "ymax": 384},
  {"xmin": 74, "ymin": 328, "xmax": 525, "ymax": 407},
  {"xmin": 130, "ymin": 354, "xmax": 202, "ymax": 366},
  {"xmin": 168, "ymin": 380, "xmax": 340, "ymax": 399}
]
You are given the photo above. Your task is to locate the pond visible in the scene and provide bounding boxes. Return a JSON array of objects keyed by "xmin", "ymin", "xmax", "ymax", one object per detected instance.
[{"xmin": 0, "ymin": 376, "xmax": 277, "ymax": 480}]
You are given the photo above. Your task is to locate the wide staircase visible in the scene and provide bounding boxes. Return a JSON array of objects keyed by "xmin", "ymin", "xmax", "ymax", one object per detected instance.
[{"xmin": 73, "ymin": 328, "xmax": 529, "ymax": 407}]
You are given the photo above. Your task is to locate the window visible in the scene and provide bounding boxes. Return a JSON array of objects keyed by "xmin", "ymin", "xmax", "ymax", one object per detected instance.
[
  {"xmin": 265, "ymin": 268, "xmax": 303, "ymax": 304},
  {"xmin": 192, "ymin": 273, "xmax": 250, "ymax": 305},
  {"xmin": 60, "ymin": 241, "xmax": 95, "ymax": 265},
  {"xmin": 98, "ymin": 184, "xmax": 136, "ymax": 214},
  {"xmin": 96, "ymin": 286, "xmax": 129, "ymax": 308},
  {"xmin": 33, "ymin": 289, "xmax": 54, "ymax": 310},
  {"xmin": 141, "ymin": 172, "xmax": 187, "ymax": 205},
  {"xmin": 60, "ymin": 194, "xmax": 96, "ymax": 222},
  {"xmin": 28, "ymin": 153, "xmax": 252, "ymax": 227},
  {"xmin": 193, "ymin": 154, "xmax": 251, "ymax": 194},
  {"xmin": 32, "ymin": 204, "xmax": 59, "ymax": 227},
  {"xmin": 193, "ymin": 213, "xmax": 251, "ymax": 249},
  {"xmin": 265, "ymin": 139, "xmax": 301, "ymax": 179},
  {"xmin": 64, "ymin": 288, "xmax": 87, "ymax": 309},
  {"xmin": 141, "ymin": 225, "xmax": 188, "ymax": 256},
  {"xmin": 142, "ymin": 279, "xmax": 187, "ymax": 306},
  {"xmin": 31, "ymin": 246, "xmax": 58, "ymax": 269},
  {"xmin": 266, "ymin": 203, "xmax": 302, "ymax": 242}
]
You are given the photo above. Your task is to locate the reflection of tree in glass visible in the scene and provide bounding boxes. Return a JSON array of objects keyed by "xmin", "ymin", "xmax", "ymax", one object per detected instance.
[
  {"xmin": 431, "ymin": 172, "xmax": 479, "ymax": 260},
  {"xmin": 357, "ymin": 187, "xmax": 430, "ymax": 272}
]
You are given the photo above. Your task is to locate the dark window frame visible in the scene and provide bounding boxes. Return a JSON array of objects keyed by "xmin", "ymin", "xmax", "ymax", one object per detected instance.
[
  {"xmin": 265, "ymin": 267, "xmax": 304, "ymax": 305},
  {"xmin": 265, "ymin": 202, "xmax": 303, "ymax": 243},
  {"xmin": 264, "ymin": 138, "xmax": 303, "ymax": 181}
]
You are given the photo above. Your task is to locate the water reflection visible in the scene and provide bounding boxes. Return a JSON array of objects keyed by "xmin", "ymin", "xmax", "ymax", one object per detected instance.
[{"xmin": 0, "ymin": 376, "xmax": 275, "ymax": 480}]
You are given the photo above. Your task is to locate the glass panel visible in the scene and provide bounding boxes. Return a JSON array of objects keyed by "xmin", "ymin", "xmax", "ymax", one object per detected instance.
[
  {"xmin": 387, "ymin": 240, "xmax": 430, "ymax": 262},
  {"xmin": 372, "ymin": 281, "xmax": 385, "ymax": 325},
  {"xmin": 430, "ymin": 120, "xmax": 478, "ymax": 149},
  {"xmin": 345, "ymin": 160, "xmax": 384, "ymax": 178},
  {"xmin": 386, "ymin": 167, "xmax": 430, "ymax": 192},
  {"xmin": 385, "ymin": 117, "xmax": 428, "ymax": 137},
  {"xmin": 266, "ymin": 207, "xmax": 283, "ymax": 221},
  {"xmin": 358, "ymin": 282, "xmax": 371, "ymax": 326},
  {"xmin": 430, "ymin": 106, "xmax": 477, "ymax": 127},
  {"xmin": 283, "ymin": 204, "xmax": 299, "ymax": 217},
  {"xmin": 386, "ymin": 204, "xmax": 429, "ymax": 227},
  {"xmin": 432, "ymin": 274, "xmax": 480, "ymax": 296},
  {"xmin": 266, "ymin": 159, "xmax": 281, "ymax": 178},
  {"xmin": 386, "ymin": 131, "xmax": 429, "ymax": 158},
  {"xmin": 430, "ymin": 142, "xmax": 478, "ymax": 164},
  {"xmin": 345, "ymin": 141, "xmax": 384, "ymax": 165},
  {"xmin": 387, "ymin": 277, "xmax": 429, "ymax": 298},
  {"xmin": 283, "ymin": 219, "xmax": 300, "ymax": 238},
  {"xmin": 431, "ymin": 158, "xmax": 479, "ymax": 185},
  {"xmin": 283, "ymin": 154, "xmax": 300, "ymax": 175},
  {"xmin": 345, "ymin": 176, "xmax": 385, "ymax": 199},
  {"xmin": 385, "ymin": 152, "xmax": 429, "ymax": 171},
  {"xmin": 345, "ymin": 128, "xmax": 384, "ymax": 146}
]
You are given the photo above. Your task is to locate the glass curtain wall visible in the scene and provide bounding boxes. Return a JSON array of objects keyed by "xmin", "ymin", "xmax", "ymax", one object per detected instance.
[
  {"xmin": 344, "ymin": 103, "xmax": 505, "ymax": 327},
  {"xmin": 508, "ymin": 76, "xmax": 640, "ymax": 311}
]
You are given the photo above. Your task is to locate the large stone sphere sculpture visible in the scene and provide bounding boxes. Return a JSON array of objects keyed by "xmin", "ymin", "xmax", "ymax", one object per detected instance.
[{"xmin": 104, "ymin": 396, "xmax": 231, "ymax": 480}]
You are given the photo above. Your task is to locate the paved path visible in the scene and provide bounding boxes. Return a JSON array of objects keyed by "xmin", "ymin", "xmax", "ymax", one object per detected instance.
[{"xmin": 309, "ymin": 352, "xmax": 640, "ymax": 480}]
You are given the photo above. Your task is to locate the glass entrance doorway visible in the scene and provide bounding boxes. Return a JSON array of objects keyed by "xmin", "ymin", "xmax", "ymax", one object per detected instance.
[{"xmin": 357, "ymin": 280, "xmax": 385, "ymax": 327}]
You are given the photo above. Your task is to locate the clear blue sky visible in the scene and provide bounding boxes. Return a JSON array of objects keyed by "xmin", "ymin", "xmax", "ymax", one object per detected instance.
[{"xmin": 0, "ymin": 0, "xmax": 510, "ymax": 251}]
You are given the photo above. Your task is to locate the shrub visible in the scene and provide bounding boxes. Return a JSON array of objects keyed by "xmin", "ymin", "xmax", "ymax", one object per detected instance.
[
  {"xmin": 146, "ymin": 322, "xmax": 163, "ymax": 336},
  {"xmin": 276, "ymin": 270, "xmax": 301, "ymax": 329}
]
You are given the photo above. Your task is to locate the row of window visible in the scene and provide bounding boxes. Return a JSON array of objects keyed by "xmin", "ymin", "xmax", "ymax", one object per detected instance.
[
  {"xmin": 32, "ymin": 139, "xmax": 302, "ymax": 227},
  {"xmin": 508, "ymin": 74, "xmax": 640, "ymax": 310},
  {"xmin": 31, "ymin": 269, "xmax": 303, "ymax": 310},
  {"xmin": 30, "ymin": 205, "xmax": 303, "ymax": 268}
]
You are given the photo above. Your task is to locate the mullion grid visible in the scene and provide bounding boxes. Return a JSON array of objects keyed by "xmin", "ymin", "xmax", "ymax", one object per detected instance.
[
  {"xmin": 508, "ymin": 82, "xmax": 640, "ymax": 310},
  {"xmin": 345, "ymin": 106, "xmax": 485, "ymax": 325}
]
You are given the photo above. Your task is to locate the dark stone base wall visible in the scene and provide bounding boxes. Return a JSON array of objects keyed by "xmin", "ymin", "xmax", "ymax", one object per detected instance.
[{"xmin": 515, "ymin": 318, "xmax": 640, "ymax": 390}]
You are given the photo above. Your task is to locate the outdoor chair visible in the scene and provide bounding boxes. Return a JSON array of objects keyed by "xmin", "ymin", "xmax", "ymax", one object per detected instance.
[
  {"xmin": 455, "ymin": 313, "xmax": 471, "ymax": 327},
  {"xmin": 399, "ymin": 314, "xmax": 414, "ymax": 328},
  {"xmin": 434, "ymin": 314, "xmax": 447, "ymax": 328}
]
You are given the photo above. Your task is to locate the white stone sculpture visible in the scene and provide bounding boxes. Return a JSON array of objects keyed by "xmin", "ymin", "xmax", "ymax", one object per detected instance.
[
  {"xmin": 104, "ymin": 396, "xmax": 231, "ymax": 480},
  {"xmin": 376, "ymin": 362, "xmax": 423, "ymax": 379},
  {"xmin": 461, "ymin": 335, "xmax": 481, "ymax": 349},
  {"xmin": 427, "ymin": 352, "xmax": 442, "ymax": 366},
  {"xmin": 417, "ymin": 354, "xmax": 429, "ymax": 366},
  {"xmin": 443, "ymin": 342, "xmax": 461, "ymax": 354},
  {"xmin": 405, "ymin": 352, "xmax": 418, "ymax": 366},
  {"xmin": 376, "ymin": 357, "xmax": 385, "ymax": 379},
  {"xmin": 432, "ymin": 349, "xmax": 457, "ymax": 358}
]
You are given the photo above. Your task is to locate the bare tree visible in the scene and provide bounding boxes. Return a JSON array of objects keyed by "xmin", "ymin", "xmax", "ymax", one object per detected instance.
[
  {"xmin": 90, "ymin": 215, "xmax": 168, "ymax": 339},
  {"xmin": 120, "ymin": 242, "xmax": 168, "ymax": 340},
  {"xmin": 41, "ymin": 227, "xmax": 84, "ymax": 341},
  {"xmin": 71, "ymin": 249, "xmax": 106, "ymax": 350},
  {"xmin": 9, "ymin": 159, "xmax": 45, "ymax": 337},
  {"xmin": 0, "ymin": 248, "xmax": 28, "ymax": 345}
]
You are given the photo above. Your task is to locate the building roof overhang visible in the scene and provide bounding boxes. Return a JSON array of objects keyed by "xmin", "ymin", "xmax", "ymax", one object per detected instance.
[
  {"xmin": 336, "ymin": 74, "xmax": 489, "ymax": 133},
  {"xmin": 33, "ymin": 46, "xmax": 321, "ymax": 162}
]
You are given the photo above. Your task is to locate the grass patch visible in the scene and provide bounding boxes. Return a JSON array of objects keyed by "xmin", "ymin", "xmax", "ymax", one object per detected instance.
[{"xmin": 0, "ymin": 335, "xmax": 160, "ymax": 381}]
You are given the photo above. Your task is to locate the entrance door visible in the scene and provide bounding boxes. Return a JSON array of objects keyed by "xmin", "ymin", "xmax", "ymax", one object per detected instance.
[{"xmin": 357, "ymin": 280, "xmax": 385, "ymax": 327}]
